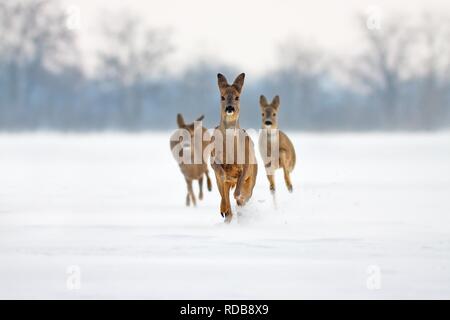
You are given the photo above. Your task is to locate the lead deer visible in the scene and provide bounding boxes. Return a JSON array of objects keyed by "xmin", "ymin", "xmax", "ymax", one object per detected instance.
[
  {"xmin": 210, "ymin": 73, "xmax": 258, "ymax": 223},
  {"xmin": 258, "ymin": 95, "xmax": 296, "ymax": 193},
  {"xmin": 170, "ymin": 114, "xmax": 212, "ymax": 206}
]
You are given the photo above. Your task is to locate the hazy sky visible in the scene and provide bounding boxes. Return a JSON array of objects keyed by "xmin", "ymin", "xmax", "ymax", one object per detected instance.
[{"xmin": 63, "ymin": 0, "xmax": 450, "ymax": 76}]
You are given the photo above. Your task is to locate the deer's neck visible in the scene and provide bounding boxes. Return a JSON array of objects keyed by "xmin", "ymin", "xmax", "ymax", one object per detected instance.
[
  {"xmin": 220, "ymin": 117, "xmax": 240, "ymax": 130},
  {"xmin": 262, "ymin": 125, "xmax": 279, "ymax": 131}
]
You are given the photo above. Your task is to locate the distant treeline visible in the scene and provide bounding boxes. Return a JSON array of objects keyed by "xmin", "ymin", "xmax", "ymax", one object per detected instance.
[{"xmin": 1, "ymin": 0, "xmax": 450, "ymax": 131}]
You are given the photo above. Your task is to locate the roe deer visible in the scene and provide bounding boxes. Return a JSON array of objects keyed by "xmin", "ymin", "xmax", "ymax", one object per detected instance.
[
  {"xmin": 170, "ymin": 113, "xmax": 212, "ymax": 206},
  {"xmin": 210, "ymin": 73, "xmax": 258, "ymax": 223},
  {"xmin": 258, "ymin": 95, "xmax": 296, "ymax": 193}
]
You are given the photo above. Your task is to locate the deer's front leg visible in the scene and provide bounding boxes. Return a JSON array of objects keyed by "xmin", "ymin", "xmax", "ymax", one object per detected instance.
[
  {"xmin": 222, "ymin": 182, "xmax": 233, "ymax": 223},
  {"xmin": 213, "ymin": 165, "xmax": 231, "ymax": 220},
  {"xmin": 264, "ymin": 162, "xmax": 276, "ymax": 194},
  {"xmin": 186, "ymin": 178, "xmax": 196, "ymax": 206},
  {"xmin": 267, "ymin": 172, "xmax": 276, "ymax": 194},
  {"xmin": 211, "ymin": 160, "xmax": 226, "ymax": 180}
]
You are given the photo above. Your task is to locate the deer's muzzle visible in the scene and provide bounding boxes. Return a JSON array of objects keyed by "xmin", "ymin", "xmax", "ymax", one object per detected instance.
[{"xmin": 225, "ymin": 105, "xmax": 235, "ymax": 115}]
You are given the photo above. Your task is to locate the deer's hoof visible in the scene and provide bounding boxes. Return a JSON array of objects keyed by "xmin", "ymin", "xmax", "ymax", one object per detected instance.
[
  {"xmin": 237, "ymin": 198, "xmax": 245, "ymax": 206},
  {"xmin": 221, "ymin": 210, "xmax": 232, "ymax": 223},
  {"xmin": 224, "ymin": 214, "xmax": 233, "ymax": 224},
  {"xmin": 234, "ymin": 191, "xmax": 245, "ymax": 205},
  {"xmin": 287, "ymin": 185, "xmax": 293, "ymax": 193}
]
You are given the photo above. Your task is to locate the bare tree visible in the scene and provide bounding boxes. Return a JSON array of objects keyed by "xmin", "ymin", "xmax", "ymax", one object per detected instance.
[
  {"xmin": 351, "ymin": 15, "xmax": 416, "ymax": 128},
  {"xmin": 97, "ymin": 13, "xmax": 172, "ymax": 128},
  {"xmin": 273, "ymin": 39, "xmax": 326, "ymax": 129},
  {"xmin": 416, "ymin": 13, "xmax": 450, "ymax": 129},
  {"xmin": 0, "ymin": 0, "xmax": 78, "ymax": 126}
]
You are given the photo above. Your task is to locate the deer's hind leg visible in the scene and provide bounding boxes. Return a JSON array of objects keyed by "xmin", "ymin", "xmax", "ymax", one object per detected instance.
[
  {"xmin": 280, "ymin": 150, "xmax": 293, "ymax": 192},
  {"xmin": 205, "ymin": 171, "xmax": 212, "ymax": 191},
  {"xmin": 198, "ymin": 176, "xmax": 204, "ymax": 200}
]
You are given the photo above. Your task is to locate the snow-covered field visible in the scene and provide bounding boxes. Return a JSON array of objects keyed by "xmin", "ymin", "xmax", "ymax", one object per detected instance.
[{"xmin": 0, "ymin": 132, "xmax": 449, "ymax": 299}]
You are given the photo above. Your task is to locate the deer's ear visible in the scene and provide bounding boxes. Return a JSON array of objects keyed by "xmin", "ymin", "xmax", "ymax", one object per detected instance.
[
  {"xmin": 177, "ymin": 113, "xmax": 185, "ymax": 128},
  {"xmin": 259, "ymin": 95, "xmax": 268, "ymax": 108},
  {"xmin": 232, "ymin": 73, "xmax": 245, "ymax": 93},
  {"xmin": 271, "ymin": 95, "xmax": 280, "ymax": 109},
  {"xmin": 196, "ymin": 115, "xmax": 204, "ymax": 122},
  {"xmin": 217, "ymin": 73, "xmax": 229, "ymax": 90}
]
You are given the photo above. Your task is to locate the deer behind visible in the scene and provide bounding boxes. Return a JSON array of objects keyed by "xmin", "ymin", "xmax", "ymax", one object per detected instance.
[
  {"xmin": 170, "ymin": 114, "xmax": 212, "ymax": 206},
  {"xmin": 258, "ymin": 95, "xmax": 296, "ymax": 193}
]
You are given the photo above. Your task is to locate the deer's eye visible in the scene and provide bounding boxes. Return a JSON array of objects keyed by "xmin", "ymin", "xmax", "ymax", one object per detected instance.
[
  {"xmin": 262, "ymin": 113, "xmax": 265, "ymax": 117},
  {"xmin": 273, "ymin": 113, "xmax": 276, "ymax": 116},
  {"xmin": 235, "ymin": 96, "xmax": 239, "ymax": 101},
  {"xmin": 221, "ymin": 96, "xmax": 225, "ymax": 101}
]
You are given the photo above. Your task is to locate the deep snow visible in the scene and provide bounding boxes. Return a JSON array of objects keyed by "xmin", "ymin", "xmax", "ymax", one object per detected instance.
[{"xmin": 0, "ymin": 132, "xmax": 449, "ymax": 299}]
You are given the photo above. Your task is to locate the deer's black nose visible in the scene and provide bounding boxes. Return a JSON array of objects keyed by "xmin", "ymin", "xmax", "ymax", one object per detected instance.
[
  {"xmin": 225, "ymin": 106, "xmax": 235, "ymax": 113},
  {"xmin": 265, "ymin": 120, "xmax": 272, "ymax": 126}
]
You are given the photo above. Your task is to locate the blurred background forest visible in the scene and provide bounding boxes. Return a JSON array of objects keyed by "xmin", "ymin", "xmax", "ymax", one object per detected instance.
[{"xmin": 1, "ymin": 0, "xmax": 450, "ymax": 131}]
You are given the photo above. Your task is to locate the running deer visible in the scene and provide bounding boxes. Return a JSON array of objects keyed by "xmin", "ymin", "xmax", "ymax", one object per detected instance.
[
  {"xmin": 258, "ymin": 95, "xmax": 296, "ymax": 193},
  {"xmin": 170, "ymin": 114, "xmax": 212, "ymax": 206},
  {"xmin": 210, "ymin": 73, "xmax": 258, "ymax": 223}
]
